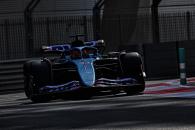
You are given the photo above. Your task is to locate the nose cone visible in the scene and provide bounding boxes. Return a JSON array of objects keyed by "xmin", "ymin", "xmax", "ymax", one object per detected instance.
[{"xmin": 73, "ymin": 59, "xmax": 95, "ymax": 87}]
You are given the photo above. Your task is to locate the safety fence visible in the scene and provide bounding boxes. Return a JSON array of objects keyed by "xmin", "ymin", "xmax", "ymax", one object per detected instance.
[
  {"xmin": 1, "ymin": 11, "xmax": 195, "ymax": 60},
  {"xmin": 102, "ymin": 11, "xmax": 195, "ymax": 51},
  {"xmin": 0, "ymin": 15, "xmax": 94, "ymax": 60}
]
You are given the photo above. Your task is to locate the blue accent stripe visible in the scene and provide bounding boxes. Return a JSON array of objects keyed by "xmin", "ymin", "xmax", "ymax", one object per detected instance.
[
  {"xmin": 39, "ymin": 77, "xmax": 138, "ymax": 93},
  {"xmin": 40, "ymin": 81, "xmax": 80, "ymax": 93},
  {"xmin": 96, "ymin": 78, "xmax": 137, "ymax": 83},
  {"xmin": 95, "ymin": 78, "xmax": 137, "ymax": 86}
]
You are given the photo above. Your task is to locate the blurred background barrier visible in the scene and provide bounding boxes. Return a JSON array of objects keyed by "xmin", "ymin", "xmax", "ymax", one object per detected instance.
[
  {"xmin": 1, "ymin": 3, "xmax": 195, "ymax": 60},
  {"xmin": 143, "ymin": 41, "xmax": 195, "ymax": 80},
  {"xmin": 0, "ymin": 59, "xmax": 25, "ymax": 91},
  {"xmin": 0, "ymin": 16, "xmax": 94, "ymax": 60},
  {"xmin": 143, "ymin": 43, "xmax": 178, "ymax": 79}
]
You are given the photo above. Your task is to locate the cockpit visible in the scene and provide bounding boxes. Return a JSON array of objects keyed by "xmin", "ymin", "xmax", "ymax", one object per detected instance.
[
  {"xmin": 69, "ymin": 47, "xmax": 98, "ymax": 59},
  {"xmin": 82, "ymin": 47, "xmax": 97, "ymax": 58}
]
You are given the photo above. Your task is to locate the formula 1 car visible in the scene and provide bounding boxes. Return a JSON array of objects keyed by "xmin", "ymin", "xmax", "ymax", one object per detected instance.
[{"xmin": 23, "ymin": 35, "xmax": 145, "ymax": 102}]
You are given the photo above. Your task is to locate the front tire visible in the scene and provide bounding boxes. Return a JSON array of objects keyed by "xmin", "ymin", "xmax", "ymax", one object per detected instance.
[
  {"xmin": 23, "ymin": 59, "xmax": 52, "ymax": 103},
  {"xmin": 24, "ymin": 75, "xmax": 31, "ymax": 98},
  {"xmin": 120, "ymin": 52, "xmax": 145, "ymax": 95},
  {"xmin": 24, "ymin": 75, "xmax": 51, "ymax": 103}
]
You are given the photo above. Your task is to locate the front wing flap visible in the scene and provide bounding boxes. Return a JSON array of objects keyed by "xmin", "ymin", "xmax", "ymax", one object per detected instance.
[{"xmin": 39, "ymin": 77, "xmax": 141, "ymax": 94}]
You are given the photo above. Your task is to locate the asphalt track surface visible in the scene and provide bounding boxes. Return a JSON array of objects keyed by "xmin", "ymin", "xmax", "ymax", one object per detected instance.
[{"xmin": 1, "ymin": 80, "xmax": 195, "ymax": 130}]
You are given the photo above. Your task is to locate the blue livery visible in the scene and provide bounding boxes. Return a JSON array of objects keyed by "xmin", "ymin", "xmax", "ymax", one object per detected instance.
[{"xmin": 23, "ymin": 37, "xmax": 145, "ymax": 102}]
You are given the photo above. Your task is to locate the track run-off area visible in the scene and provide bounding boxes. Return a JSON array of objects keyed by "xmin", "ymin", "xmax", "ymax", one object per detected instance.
[
  {"xmin": 145, "ymin": 77, "xmax": 195, "ymax": 98},
  {"xmin": 1, "ymin": 78, "xmax": 195, "ymax": 129}
]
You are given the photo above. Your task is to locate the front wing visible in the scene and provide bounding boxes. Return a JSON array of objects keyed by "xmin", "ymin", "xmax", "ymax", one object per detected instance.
[{"xmin": 39, "ymin": 77, "xmax": 141, "ymax": 94}]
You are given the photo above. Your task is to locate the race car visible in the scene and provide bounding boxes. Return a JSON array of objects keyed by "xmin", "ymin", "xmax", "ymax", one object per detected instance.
[{"xmin": 23, "ymin": 35, "xmax": 145, "ymax": 102}]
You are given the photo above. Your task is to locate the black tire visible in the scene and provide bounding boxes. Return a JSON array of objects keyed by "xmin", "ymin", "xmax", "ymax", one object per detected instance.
[
  {"xmin": 25, "ymin": 75, "xmax": 51, "ymax": 103},
  {"xmin": 23, "ymin": 60, "xmax": 52, "ymax": 102},
  {"xmin": 120, "ymin": 52, "xmax": 145, "ymax": 94},
  {"xmin": 25, "ymin": 75, "xmax": 38, "ymax": 99},
  {"xmin": 24, "ymin": 76, "xmax": 31, "ymax": 98}
]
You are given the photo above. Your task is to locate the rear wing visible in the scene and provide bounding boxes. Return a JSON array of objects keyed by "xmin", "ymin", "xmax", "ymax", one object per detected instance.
[
  {"xmin": 41, "ymin": 40, "xmax": 105, "ymax": 53},
  {"xmin": 42, "ymin": 44, "xmax": 71, "ymax": 53}
]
